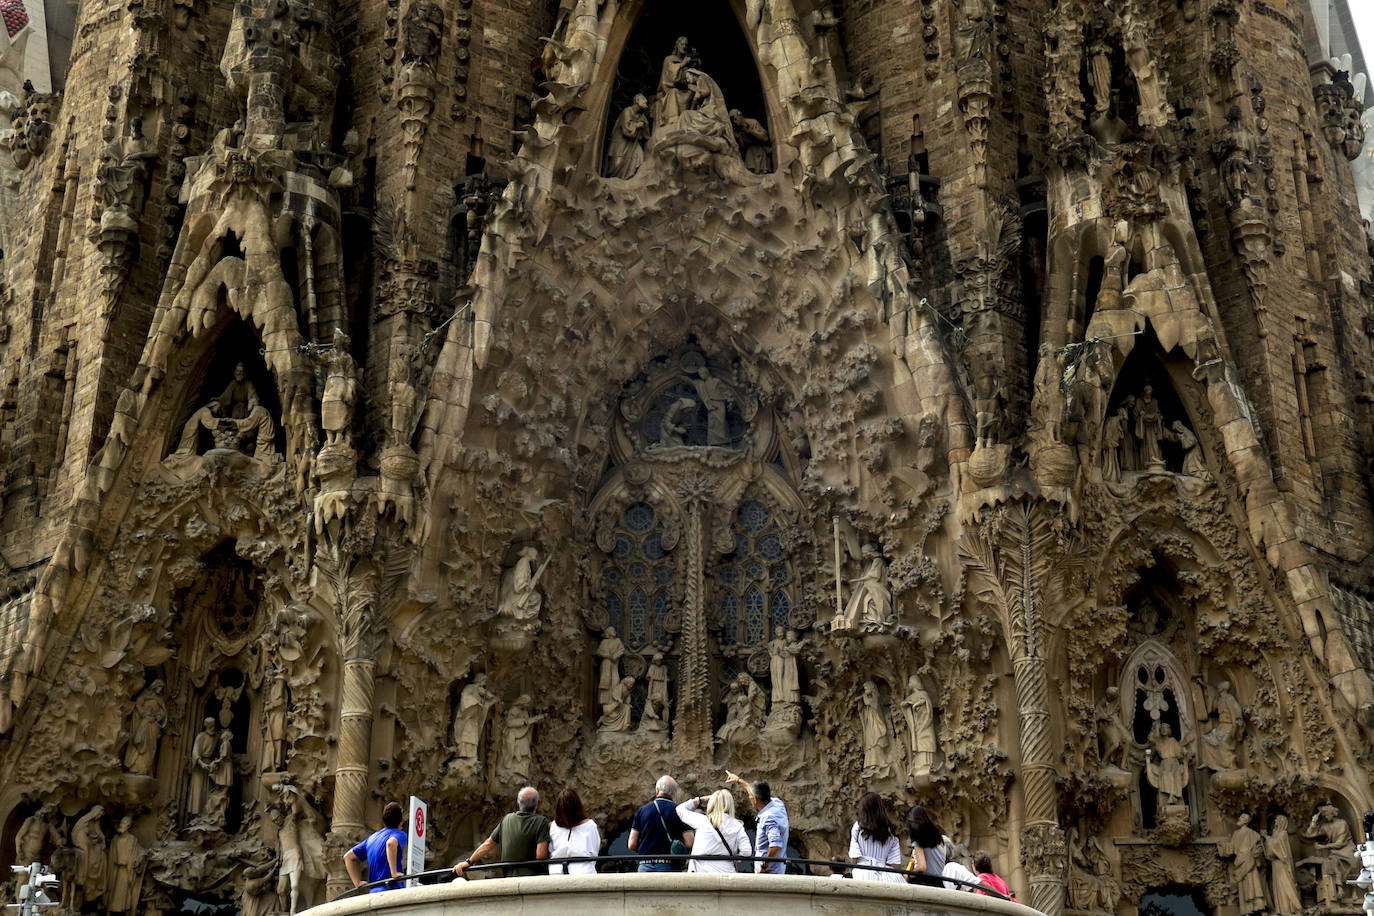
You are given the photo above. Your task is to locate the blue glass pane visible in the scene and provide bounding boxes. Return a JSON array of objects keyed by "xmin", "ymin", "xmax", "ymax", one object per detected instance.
[
  {"xmin": 644, "ymin": 532, "xmax": 665, "ymax": 560},
  {"xmin": 629, "ymin": 588, "xmax": 648, "ymax": 647},
  {"xmin": 656, "ymin": 564, "xmax": 674, "ymax": 584},
  {"xmin": 613, "ymin": 535, "xmax": 633, "ymax": 561},
  {"xmin": 759, "ymin": 534, "xmax": 783, "ymax": 560},
  {"xmin": 720, "ymin": 595, "xmax": 739, "ymax": 646},
  {"xmin": 629, "ymin": 562, "xmax": 648, "ymax": 582},
  {"xmin": 626, "ymin": 503, "xmax": 655, "ymax": 532},
  {"xmin": 770, "ymin": 566, "xmax": 788, "ymax": 584},
  {"xmin": 744, "ymin": 588, "xmax": 765, "ymax": 644},
  {"xmin": 739, "ymin": 501, "xmax": 769, "ymax": 533},
  {"xmin": 604, "ymin": 567, "xmax": 622, "ymax": 585},
  {"xmin": 605, "ymin": 592, "xmax": 623, "ymax": 632},
  {"xmin": 747, "ymin": 562, "xmax": 764, "ymax": 581},
  {"xmin": 653, "ymin": 593, "xmax": 670, "ymax": 643},
  {"xmin": 771, "ymin": 592, "xmax": 791, "ymax": 632},
  {"xmin": 721, "ymin": 567, "xmax": 737, "ymax": 586}
]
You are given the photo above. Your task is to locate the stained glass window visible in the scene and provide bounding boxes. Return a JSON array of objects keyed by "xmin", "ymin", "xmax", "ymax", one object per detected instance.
[
  {"xmin": 600, "ymin": 502, "xmax": 676, "ymax": 652},
  {"xmin": 715, "ymin": 500, "xmax": 793, "ymax": 648}
]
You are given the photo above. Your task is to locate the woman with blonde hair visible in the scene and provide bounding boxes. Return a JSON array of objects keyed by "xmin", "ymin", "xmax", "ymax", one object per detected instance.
[{"xmin": 677, "ymin": 788, "xmax": 752, "ymax": 873}]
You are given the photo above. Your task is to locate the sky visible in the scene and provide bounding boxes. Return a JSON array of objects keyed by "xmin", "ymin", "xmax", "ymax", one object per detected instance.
[{"xmin": 1353, "ymin": 3, "xmax": 1374, "ymax": 73}]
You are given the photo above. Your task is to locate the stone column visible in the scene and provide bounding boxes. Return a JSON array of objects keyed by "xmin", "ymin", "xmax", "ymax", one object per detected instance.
[
  {"xmin": 327, "ymin": 588, "xmax": 382, "ymax": 899},
  {"xmin": 672, "ymin": 497, "xmax": 713, "ymax": 764}
]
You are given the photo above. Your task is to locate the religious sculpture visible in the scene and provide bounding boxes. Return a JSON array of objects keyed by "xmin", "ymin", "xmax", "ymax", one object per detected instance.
[
  {"xmin": 274, "ymin": 786, "xmax": 326, "ymax": 916},
  {"xmin": 646, "ymin": 653, "xmax": 670, "ymax": 722},
  {"xmin": 1067, "ymin": 828, "xmax": 1121, "ymax": 913},
  {"xmin": 188, "ymin": 718, "xmax": 219, "ymax": 817},
  {"xmin": 599, "ymin": 676, "xmax": 635, "ymax": 733},
  {"xmin": 1213, "ymin": 106, "xmax": 1257, "ymax": 204},
  {"xmin": 1303, "ymin": 804, "xmax": 1357, "ymax": 906},
  {"xmin": 318, "ymin": 328, "xmax": 360, "ymax": 450},
  {"xmin": 496, "ymin": 546, "xmax": 547, "ymax": 623},
  {"xmin": 859, "ymin": 681, "xmax": 896, "ymax": 780},
  {"xmin": 731, "ymin": 109, "xmax": 770, "ymax": 172},
  {"xmin": 690, "ymin": 366, "xmax": 731, "ymax": 446},
  {"xmin": 1265, "ymin": 815, "xmax": 1302, "ymax": 916},
  {"xmin": 452, "ymin": 674, "xmax": 497, "ymax": 760},
  {"xmin": 717, "ymin": 673, "xmax": 766, "ymax": 748},
  {"xmin": 71, "ymin": 805, "xmax": 108, "ymax": 913},
  {"xmin": 1196, "ymin": 678, "xmax": 1244, "ymax": 771},
  {"xmin": 596, "ymin": 628, "xmax": 626, "ymax": 707},
  {"xmin": 837, "ymin": 545, "xmax": 893, "ymax": 630},
  {"xmin": 14, "ymin": 804, "xmax": 59, "ymax": 868},
  {"xmin": 654, "ymin": 37, "xmax": 696, "ymax": 131},
  {"xmin": 105, "ymin": 816, "xmax": 145, "ymax": 915},
  {"xmin": 96, "ymin": 118, "xmax": 158, "ymax": 233},
  {"xmin": 174, "ymin": 363, "xmax": 277, "ymax": 460},
  {"xmin": 768, "ymin": 627, "xmax": 802, "ymax": 709},
  {"xmin": 123, "ymin": 680, "xmax": 167, "ymax": 776},
  {"xmin": 657, "ymin": 397, "xmax": 697, "ymax": 448},
  {"xmin": 607, "ymin": 94, "xmax": 650, "ymax": 179},
  {"xmin": 1144, "ymin": 722, "xmax": 1188, "ymax": 808},
  {"xmin": 1220, "ymin": 813, "xmax": 1267, "ymax": 916},
  {"xmin": 1102, "ymin": 409, "xmax": 1126, "ymax": 483},
  {"xmin": 900, "ymin": 675, "xmax": 938, "ymax": 778},
  {"xmin": 499, "ymin": 695, "xmax": 544, "ymax": 782},
  {"xmin": 1093, "ymin": 686, "xmax": 1132, "ymax": 770},
  {"xmin": 1170, "ymin": 422, "xmax": 1206, "ymax": 478},
  {"xmin": 207, "ymin": 727, "xmax": 235, "ymax": 824},
  {"xmin": 1134, "ymin": 386, "xmax": 1166, "ymax": 471},
  {"xmin": 262, "ymin": 665, "xmax": 289, "ymax": 772}
]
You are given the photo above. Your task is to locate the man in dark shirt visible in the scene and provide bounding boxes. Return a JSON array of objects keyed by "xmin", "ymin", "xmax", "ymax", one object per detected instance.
[
  {"xmin": 453, "ymin": 786, "xmax": 551, "ymax": 878},
  {"xmin": 345, "ymin": 801, "xmax": 408, "ymax": 892},
  {"xmin": 628, "ymin": 775, "xmax": 694, "ymax": 872}
]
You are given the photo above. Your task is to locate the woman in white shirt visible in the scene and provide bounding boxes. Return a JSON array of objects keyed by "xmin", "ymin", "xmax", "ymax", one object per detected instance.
[
  {"xmin": 849, "ymin": 792, "xmax": 904, "ymax": 882},
  {"xmin": 676, "ymin": 789, "xmax": 752, "ymax": 873},
  {"xmin": 548, "ymin": 788, "xmax": 601, "ymax": 875}
]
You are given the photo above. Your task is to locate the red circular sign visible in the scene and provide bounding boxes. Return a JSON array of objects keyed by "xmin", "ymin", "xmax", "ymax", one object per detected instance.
[{"xmin": 414, "ymin": 807, "xmax": 425, "ymax": 837}]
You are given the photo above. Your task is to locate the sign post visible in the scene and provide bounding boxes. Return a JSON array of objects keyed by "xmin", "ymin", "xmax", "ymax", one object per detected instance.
[{"xmin": 407, "ymin": 796, "xmax": 428, "ymax": 887}]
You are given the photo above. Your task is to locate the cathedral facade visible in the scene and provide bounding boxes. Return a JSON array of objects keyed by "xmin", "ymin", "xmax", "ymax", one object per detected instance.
[{"xmin": 0, "ymin": 0, "xmax": 1372, "ymax": 913}]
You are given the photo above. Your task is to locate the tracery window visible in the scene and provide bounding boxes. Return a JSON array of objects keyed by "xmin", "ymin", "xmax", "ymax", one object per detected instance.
[
  {"xmin": 716, "ymin": 500, "xmax": 792, "ymax": 649},
  {"xmin": 600, "ymin": 502, "xmax": 676, "ymax": 652}
]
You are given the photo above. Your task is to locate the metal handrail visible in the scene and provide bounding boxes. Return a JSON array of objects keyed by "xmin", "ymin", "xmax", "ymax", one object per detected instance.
[{"xmin": 335, "ymin": 854, "xmax": 1015, "ymax": 903}]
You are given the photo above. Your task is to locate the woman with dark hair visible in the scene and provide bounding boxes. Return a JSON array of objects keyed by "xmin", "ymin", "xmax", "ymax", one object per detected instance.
[
  {"xmin": 548, "ymin": 788, "xmax": 601, "ymax": 875},
  {"xmin": 849, "ymin": 793, "xmax": 903, "ymax": 882},
  {"xmin": 903, "ymin": 805, "xmax": 947, "ymax": 885}
]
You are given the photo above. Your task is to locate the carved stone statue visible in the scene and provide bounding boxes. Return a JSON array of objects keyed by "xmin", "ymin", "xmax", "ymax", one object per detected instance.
[
  {"xmin": 1067, "ymin": 827, "xmax": 1120, "ymax": 913},
  {"xmin": 275, "ymin": 788, "xmax": 326, "ymax": 916},
  {"xmin": 173, "ymin": 363, "xmax": 277, "ymax": 460},
  {"xmin": 653, "ymin": 37, "xmax": 696, "ymax": 131},
  {"xmin": 1221, "ymin": 813, "xmax": 1267, "ymax": 916},
  {"xmin": 188, "ymin": 718, "xmax": 219, "ymax": 816},
  {"xmin": 731, "ymin": 109, "xmax": 770, "ymax": 172},
  {"xmin": 859, "ymin": 681, "xmax": 895, "ymax": 780},
  {"xmin": 646, "ymin": 653, "xmax": 670, "ymax": 721},
  {"xmin": 1197, "ymin": 679, "xmax": 1244, "ymax": 771},
  {"xmin": 607, "ymin": 94, "xmax": 650, "ymax": 179},
  {"xmin": 1303, "ymin": 804, "xmax": 1357, "ymax": 906},
  {"xmin": 262, "ymin": 665, "xmax": 289, "ymax": 772},
  {"xmin": 208, "ymin": 727, "xmax": 235, "ymax": 821},
  {"xmin": 123, "ymin": 680, "xmax": 167, "ymax": 776},
  {"xmin": 71, "ymin": 805, "xmax": 108, "ymax": 912},
  {"xmin": 497, "ymin": 546, "xmax": 546, "ymax": 623},
  {"xmin": 97, "ymin": 118, "xmax": 158, "ymax": 232},
  {"xmin": 768, "ymin": 627, "xmax": 802, "ymax": 708},
  {"xmin": 900, "ymin": 675, "xmax": 938, "ymax": 778},
  {"xmin": 1094, "ymin": 686, "xmax": 1131, "ymax": 770},
  {"xmin": 15, "ymin": 804, "xmax": 59, "ymax": 867},
  {"xmin": 319, "ymin": 328, "xmax": 360, "ymax": 449},
  {"xmin": 676, "ymin": 69, "xmax": 738, "ymax": 152},
  {"xmin": 690, "ymin": 366, "xmax": 731, "ymax": 446},
  {"xmin": 837, "ymin": 545, "xmax": 892, "ymax": 630},
  {"xmin": 1171, "ymin": 421, "xmax": 1206, "ymax": 477},
  {"xmin": 105, "ymin": 816, "xmax": 145, "ymax": 915},
  {"xmin": 1144, "ymin": 722, "xmax": 1188, "ymax": 807},
  {"xmin": 657, "ymin": 397, "xmax": 697, "ymax": 448},
  {"xmin": 596, "ymin": 628, "xmax": 626, "ymax": 707},
  {"xmin": 452, "ymin": 674, "xmax": 497, "ymax": 760},
  {"xmin": 1102, "ymin": 409, "xmax": 1126, "ymax": 483},
  {"xmin": 1213, "ymin": 105, "xmax": 1256, "ymax": 204},
  {"xmin": 1265, "ymin": 815, "xmax": 1302, "ymax": 916},
  {"xmin": 1134, "ymin": 386, "xmax": 1166, "ymax": 470},
  {"xmin": 499, "ymin": 695, "xmax": 544, "ymax": 781},
  {"xmin": 716, "ymin": 672, "xmax": 766, "ymax": 747},
  {"xmin": 599, "ymin": 676, "xmax": 635, "ymax": 733}
]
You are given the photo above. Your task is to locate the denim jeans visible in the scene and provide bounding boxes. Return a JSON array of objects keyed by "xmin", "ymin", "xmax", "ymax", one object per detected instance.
[{"xmin": 637, "ymin": 862, "xmax": 675, "ymax": 873}]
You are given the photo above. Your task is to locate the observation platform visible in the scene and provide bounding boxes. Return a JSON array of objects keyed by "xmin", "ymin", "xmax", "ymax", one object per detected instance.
[{"xmin": 311, "ymin": 873, "xmax": 1045, "ymax": 916}]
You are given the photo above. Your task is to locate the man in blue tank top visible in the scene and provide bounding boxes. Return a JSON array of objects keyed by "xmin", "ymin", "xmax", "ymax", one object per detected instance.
[{"xmin": 345, "ymin": 801, "xmax": 408, "ymax": 892}]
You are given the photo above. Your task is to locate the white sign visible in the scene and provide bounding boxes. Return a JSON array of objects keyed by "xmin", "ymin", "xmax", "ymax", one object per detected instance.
[{"xmin": 407, "ymin": 796, "xmax": 428, "ymax": 887}]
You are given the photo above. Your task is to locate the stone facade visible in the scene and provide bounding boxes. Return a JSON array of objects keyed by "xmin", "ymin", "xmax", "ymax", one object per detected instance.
[{"xmin": 0, "ymin": 0, "xmax": 1371, "ymax": 915}]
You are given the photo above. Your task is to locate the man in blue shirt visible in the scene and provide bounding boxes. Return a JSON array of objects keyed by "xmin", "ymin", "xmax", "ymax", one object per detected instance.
[
  {"xmin": 728, "ymin": 771, "xmax": 788, "ymax": 874},
  {"xmin": 345, "ymin": 801, "xmax": 408, "ymax": 891},
  {"xmin": 628, "ymin": 775, "xmax": 694, "ymax": 872}
]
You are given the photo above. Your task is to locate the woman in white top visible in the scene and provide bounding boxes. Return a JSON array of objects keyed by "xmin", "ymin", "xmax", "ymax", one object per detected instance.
[
  {"xmin": 676, "ymin": 789, "xmax": 752, "ymax": 873},
  {"xmin": 849, "ymin": 792, "xmax": 904, "ymax": 882},
  {"xmin": 548, "ymin": 788, "xmax": 601, "ymax": 875}
]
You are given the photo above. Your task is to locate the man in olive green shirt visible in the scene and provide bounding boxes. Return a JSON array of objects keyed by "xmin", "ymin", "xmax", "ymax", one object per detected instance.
[{"xmin": 453, "ymin": 786, "xmax": 551, "ymax": 878}]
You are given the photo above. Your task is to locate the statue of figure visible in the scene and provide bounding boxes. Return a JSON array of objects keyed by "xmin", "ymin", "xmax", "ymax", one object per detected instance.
[
  {"xmin": 596, "ymin": 628, "xmax": 626, "ymax": 707},
  {"xmin": 452, "ymin": 674, "xmax": 497, "ymax": 760},
  {"xmin": 1134, "ymin": 386, "xmax": 1166, "ymax": 470},
  {"xmin": 1067, "ymin": 828, "xmax": 1121, "ymax": 912},
  {"xmin": 262, "ymin": 666, "xmax": 289, "ymax": 772},
  {"xmin": 1095, "ymin": 222, "xmax": 1131, "ymax": 315},
  {"xmin": 124, "ymin": 681, "xmax": 167, "ymax": 775},
  {"xmin": 105, "ymin": 816, "xmax": 145, "ymax": 915},
  {"xmin": 240, "ymin": 856, "xmax": 279, "ymax": 916},
  {"xmin": 1220, "ymin": 814, "xmax": 1267, "ymax": 915},
  {"xmin": 716, "ymin": 673, "xmax": 766, "ymax": 747},
  {"xmin": 499, "ymin": 695, "xmax": 544, "ymax": 781},
  {"xmin": 1086, "ymin": 30, "xmax": 1113, "ymax": 116},
  {"xmin": 71, "ymin": 806, "xmax": 108, "ymax": 912},
  {"xmin": 859, "ymin": 681, "xmax": 895, "ymax": 780},
  {"xmin": 598, "ymin": 676, "xmax": 635, "ymax": 733},
  {"xmin": 497, "ymin": 546, "xmax": 546, "ymax": 622},
  {"xmin": 1144, "ymin": 722, "xmax": 1188, "ymax": 807},
  {"xmin": 676, "ymin": 69, "xmax": 739, "ymax": 151},
  {"xmin": 173, "ymin": 401, "xmax": 227, "ymax": 456},
  {"xmin": 730, "ymin": 109, "xmax": 770, "ymax": 172},
  {"xmin": 14, "ymin": 804, "xmax": 59, "ymax": 866},
  {"xmin": 1171, "ymin": 421, "xmax": 1206, "ymax": 477},
  {"xmin": 218, "ymin": 362, "xmax": 258, "ymax": 420},
  {"xmin": 1303, "ymin": 804, "xmax": 1357, "ymax": 905},
  {"xmin": 1196, "ymin": 679, "xmax": 1244, "ymax": 771},
  {"xmin": 97, "ymin": 118, "xmax": 158, "ymax": 231},
  {"xmin": 1094, "ymin": 686, "xmax": 1132, "ymax": 770},
  {"xmin": 690, "ymin": 366, "xmax": 730, "ymax": 446},
  {"xmin": 1102, "ymin": 409, "xmax": 1126, "ymax": 483},
  {"xmin": 1265, "ymin": 815, "xmax": 1302, "ymax": 916},
  {"xmin": 768, "ymin": 627, "xmax": 802, "ymax": 709},
  {"xmin": 606, "ymin": 94, "xmax": 650, "ymax": 179},
  {"xmin": 900, "ymin": 675, "xmax": 938, "ymax": 778},
  {"xmin": 658, "ymin": 396, "xmax": 697, "ymax": 448},
  {"xmin": 188, "ymin": 718, "xmax": 219, "ymax": 815},
  {"xmin": 1213, "ymin": 105, "xmax": 1255, "ymax": 204},
  {"xmin": 1117, "ymin": 396, "xmax": 1139, "ymax": 471},
  {"xmin": 646, "ymin": 653, "xmax": 670, "ymax": 721},
  {"xmin": 275, "ymin": 788, "xmax": 326, "ymax": 916},
  {"xmin": 952, "ymin": 0, "xmax": 992, "ymax": 68},
  {"xmin": 319, "ymin": 328, "xmax": 359, "ymax": 449},
  {"xmin": 654, "ymin": 37, "xmax": 696, "ymax": 131},
  {"xmin": 207, "ymin": 727, "xmax": 235, "ymax": 822},
  {"xmin": 838, "ymin": 545, "xmax": 892, "ymax": 630}
]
